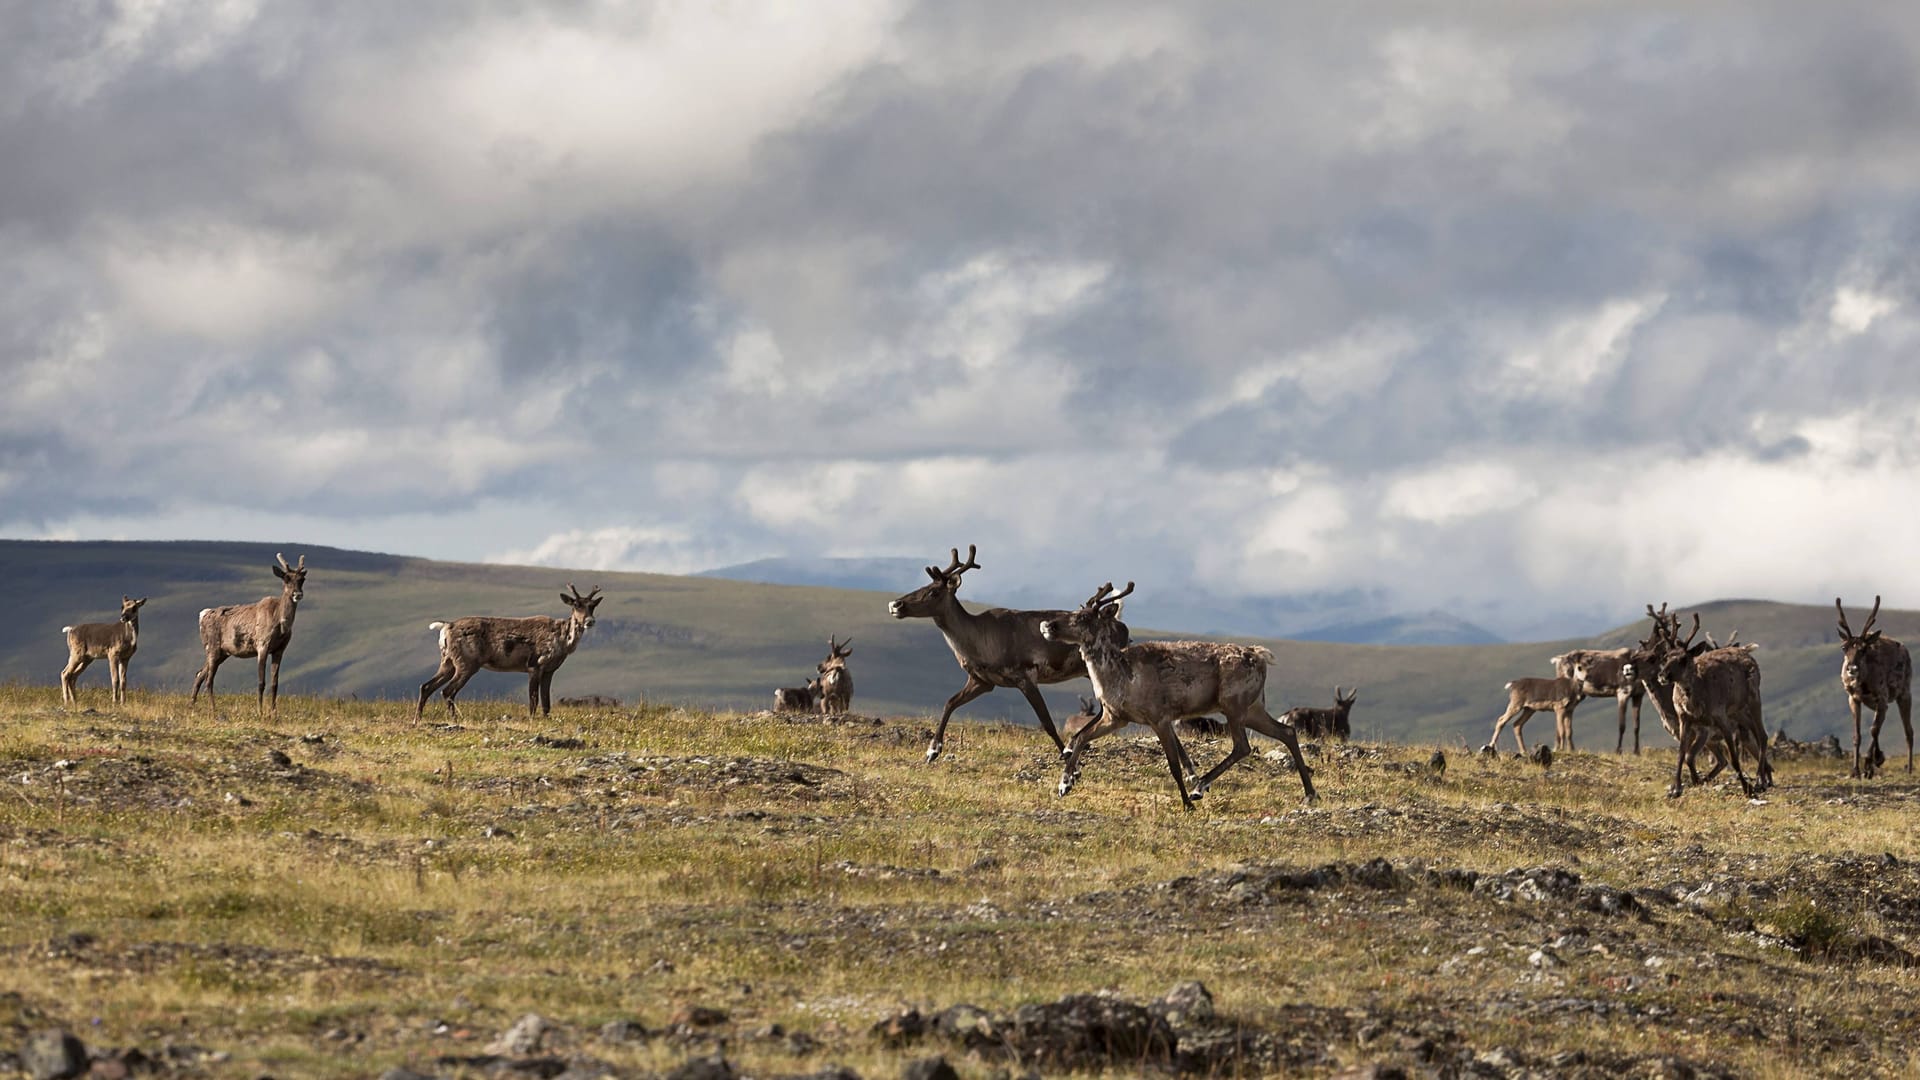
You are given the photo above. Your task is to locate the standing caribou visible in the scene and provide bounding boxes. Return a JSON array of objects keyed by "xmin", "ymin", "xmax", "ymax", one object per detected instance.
[
  {"xmin": 60, "ymin": 595, "xmax": 147, "ymax": 706},
  {"xmin": 1625, "ymin": 604, "xmax": 1770, "ymax": 794},
  {"xmin": 191, "ymin": 553, "xmax": 308, "ymax": 716},
  {"xmin": 1627, "ymin": 609, "xmax": 1768, "ymax": 798},
  {"xmin": 772, "ymin": 677, "xmax": 820, "ymax": 713},
  {"xmin": 1835, "ymin": 596, "xmax": 1913, "ymax": 778},
  {"xmin": 417, "ymin": 584, "xmax": 603, "ymax": 721},
  {"xmin": 1484, "ymin": 677, "xmax": 1584, "ymax": 755},
  {"xmin": 1041, "ymin": 581, "xmax": 1317, "ymax": 809},
  {"xmin": 1551, "ymin": 648, "xmax": 1648, "ymax": 754},
  {"xmin": 889, "ymin": 545, "xmax": 1117, "ymax": 763},
  {"xmin": 817, "ymin": 636, "xmax": 853, "ymax": 714}
]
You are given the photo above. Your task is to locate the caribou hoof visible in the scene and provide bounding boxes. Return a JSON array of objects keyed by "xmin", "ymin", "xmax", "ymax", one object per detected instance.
[
  {"xmin": 925, "ymin": 742, "xmax": 943, "ymax": 764},
  {"xmin": 1666, "ymin": 784, "xmax": 1684, "ymax": 799},
  {"xmin": 1057, "ymin": 778, "xmax": 1076, "ymax": 798}
]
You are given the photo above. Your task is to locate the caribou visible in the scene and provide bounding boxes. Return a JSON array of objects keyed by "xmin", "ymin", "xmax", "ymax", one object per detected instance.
[
  {"xmin": 772, "ymin": 677, "xmax": 820, "ymax": 714},
  {"xmin": 1635, "ymin": 611, "xmax": 1767, "ymax": 798},
  {"xmin": 191, "ymin": 553, "xmax": 308, "ymax": 716},
  {"xmin": 1551, "ymin": 647, "xmax": 1649, "ymax": 754},
  {"xmin": 817, "ymin": 636, "xmax": 853, "ymax": 714},
  {"xmin": 1484, "ymin": 677, "xmax": 1584, "ymax": 755},
  {"xmin": 1040, "ymin": 582, "xmax": 1317, "ymax": 808},
  {"xmin": 60, "ymin": 595, "xmax": 147, "ymax": 706},
  {"xmin": 1282, "ymin": 687, "xmax": 1358, "ymax": 741},
  {"xmin": 888, "ymin": 545, "xmax": 1117, "ymax": 762},
  {"xmin": 416, "ymin": 584, "xmax": 603, "ymax": 722},
  {"xmin": 1624, "ymin": 605, "xmax": 1770, "ymax": 793},
  {"xmin": 1835, "ymin": 596, "xmax": 1914, "ymax": 778}
]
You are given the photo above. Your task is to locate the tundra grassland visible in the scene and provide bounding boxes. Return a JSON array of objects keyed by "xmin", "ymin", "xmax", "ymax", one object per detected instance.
[{"xmin": 2, "ymin": 684, "xmax": 1919, "ymax": 1078}]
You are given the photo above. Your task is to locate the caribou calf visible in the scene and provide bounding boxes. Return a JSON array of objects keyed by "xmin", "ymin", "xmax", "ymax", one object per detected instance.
[
  {"xmin": 192, "ymin": 553, "xmax": 307, "ymax": 716},
  {"xmin": 816, "ymin": 636, "xmax": 853, "ymax": 714},
  {"xmin": 417, "ymin": 585, "xmax": 603, "ymax": 722},
  {"xmin": 773, "ymin": 677, "xmax": 820, "ymax": 713},
  {"xmin": 1041, "ymin": 582, "xmax": 1316, "ymax": 808},
  {"xmin": 1283, "ymin": 687, "xmax": 1357, "ymax": 741},
  {"xmin": 1836, "ymin": 596, "xmax": 1914, "ymax": 778},
  {"xmin": 60, "ymin": 595, "xmax": 148, "ymax": 706},
  {"xmin": 1484, "ymin": 677, "xmax": 1583, "ymax": 755}
]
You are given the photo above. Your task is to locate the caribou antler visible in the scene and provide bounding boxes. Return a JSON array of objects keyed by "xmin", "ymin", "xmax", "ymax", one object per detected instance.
[
  {"xmin": 1680, "ymin": 612, "xmax": 1701, "ymax": 648},
  {"xmin": 1865, "ymin": 595, "xmax": 1883, "ymax": 635},
  {"xmin": 1082, "ymin": 581, "xmax": 1136, "ymax": 610},
  {"xmin": 276, "ymin": 552, "xmax": 292, "ymax": 573},
  {"xmin": 1836, "ymin": 597, "xmax": 1855, "ymax": 641},
  {"xmin": 930, "ymin": 544, "xmax": 981, "ymax": 582}
]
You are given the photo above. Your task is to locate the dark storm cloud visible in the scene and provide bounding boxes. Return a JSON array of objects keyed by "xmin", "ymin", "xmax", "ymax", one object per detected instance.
[{"xmin": 5, "ymin": 2, "xmax": 1920, "ymax": 633}]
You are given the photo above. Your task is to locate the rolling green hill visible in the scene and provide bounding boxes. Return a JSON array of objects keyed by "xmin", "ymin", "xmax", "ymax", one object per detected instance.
[{"xmin": 0, "ymin": 540, "xmax": 1896, "ymax": 746}]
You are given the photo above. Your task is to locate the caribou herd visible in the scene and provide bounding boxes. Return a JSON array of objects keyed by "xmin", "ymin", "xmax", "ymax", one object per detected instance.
[{"xmin": 49, "ymin": 546, "xmax": 1917, "ymax": 808}]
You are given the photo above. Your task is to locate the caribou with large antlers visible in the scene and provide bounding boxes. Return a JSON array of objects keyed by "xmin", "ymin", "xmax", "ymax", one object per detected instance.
[
  {"xmin": 1633, "ymin": 610, "xmax": 1768, "ymax": 798},
  {"xmin": 191, "ymin": 553, "xmax": 308, "ymax": 716},
  {"xmin": 1835, "ymin": 596, "xmax": 1913, "ymax": 779},
  {"xmin": 1041, "ymin": 581, "xmax": 1317, "ymax": 808},
  {"xmin": 1624, "ymin": 604, "xmax": 1769, "ymax": 792},
  {"xmin": 888, "ymin": 545, "xmax": 1118, "ymax": 762},
  {"xmin": 416, "ymin": 584, "xmax": 603, "ymax": 722},
  {"xmin": 60, "ymin": 595, "xmax": 147, "ymax": 706},
  {"xmin": 817, "ymin": 635, "xmax": 853, "ymax": 714}
]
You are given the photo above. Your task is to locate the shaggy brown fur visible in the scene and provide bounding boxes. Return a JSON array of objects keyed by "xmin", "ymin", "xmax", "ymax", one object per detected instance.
[
  {"xmin": 1836, "ymin": 596, "xmax": 1914, "ymax": 778},
  {"xmin": 1484, "ymin": 677, "xmax": 1583, "ymax": 755},
  {"xmin": 1041, "ymin": 582, "xmax": 1316, "ymax": 809},
  {"xmin": 417, "ymin": 584, "xmax": 603, "ymax": 721},
  {"xmin": 60, "ymin": 595, "xmax": 147, "ymax": 706},
  {"xmin": 191, "ymin": 553, "xmax": 307, "ymax": 716},
  {"xmin": 816, "ymin": 636, "xmax": 853, "ymax": 714},
  {"xmin": 773, "ymin": 677, "xmax": 820, "ymax": 713},
  {"xmin": 1551, "ymin": 647, "xmax": 1650, "ymax": 754}
]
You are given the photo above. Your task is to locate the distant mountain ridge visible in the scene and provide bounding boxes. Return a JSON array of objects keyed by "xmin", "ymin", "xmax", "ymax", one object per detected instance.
[
  {"xmin": 696, "ymin": 556, "xmax": 1504, "ymax": 645},
  {"xmin": 0, "ymin": 540, "xmax": 1892, "ymax": 746}
]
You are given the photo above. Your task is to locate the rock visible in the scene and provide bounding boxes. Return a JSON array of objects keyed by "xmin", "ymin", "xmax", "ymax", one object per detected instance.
[
  {"xmin": 486, "ymin": 1012, "xmax": 554, "ymax": 1055},
  {"xmin": 900, "ymin": 1058, "xmax": 959, "ymax": 1080},
  {"xmin": 669, "ymin": 1005, "xmax": 730, "ymax": 1029},
  {"xmin": 1007, "ymin": 993, "xmax": 1176, "ymax": 1069},
  {"xmin": 599, "ymin": 1019, "xmax": 651, "ymax": 1044},
  {"xmin": 931, "ymin": 1005, "xmax": 997, "ymax": 1050},
  {"xmin": 1427, "ymin": 750, "xmax": 1447, "ymax": 777},
  {"xmin": 773, "ymin": 1069, "xmax": 861, "ymax": 1080},
  {"xmin": 870, "ymin": 1008, "xmax": 926, "ymax": 1046},
  {"xmin": 21, "ymin": 1030, "xmax": 88, "ymax": 1080},
  {"xmin": 379, "ymin": 1069, "xmax": 442, "ymax": 1080},
  {"xmin": 1528, "ymin": 947, "xmax": 1563, "ymax": 969},
  {"xmin": 1530, "ymin": 745, "xmax": 1552, "ymax": 769},
  {"xmin": 665, "ymin": 1055, "xmax": 735, "ymax": 1080},
  {"xmin": 267, "ymin": 749, "xmax": 293, "ymax": 768},
  {"xmin": 1154, "ymin": 980, "xmax": 1215, "ymax": 1027},
  {"xmin": 1331, "ymin": 1067, "xmax": 1408, "ymax": 1080}
]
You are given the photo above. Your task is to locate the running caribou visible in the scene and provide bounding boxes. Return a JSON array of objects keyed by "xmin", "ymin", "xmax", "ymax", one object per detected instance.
[
  {"xmin": 416, "ymin": 584, "xmax": 603, "ymax": 721},
  {"xmin": 60, "ymin": 595, "xmax": 147, "ymax": 706},
  {"xmin": 191, "ymin": 553, "xmax": 308, "ymax": 716},
  {"xmin": 888, "ymin": 545, "xmax": 1119, "ymax": 762},
  {"xmin": 1040, "ymin": 581, "xmax": 1317, "ymax": 809},
  {"xmin": 1835, "ymin": 596, "xmax": 1913, "ymax": 778}
]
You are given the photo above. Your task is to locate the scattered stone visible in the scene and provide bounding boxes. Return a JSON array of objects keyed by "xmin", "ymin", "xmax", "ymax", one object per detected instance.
[
  {"xmin": 1007, "ymin": 993, "xmax": 1176, "ymax": 1070},
  {"xmin": 483, "ymin": 825, "xmax": 515, "ymax": 839},
  {"xmin": 900, "ymin": 1058, "xmax": 959, "ymax": 1080},
  {"xmin": 599, "ymin": 1019, "xmax": 651, "ymax": 1045},
  {"xmin": 669, "ymin": 1005, "xmax": 730, "ymax": 1029},
  {"xmin": 379, "ymin": 1068, "xmax": 442, "ymax": 1080},
  {"xmin": 486, "ymin": 1012, "xmax": 554, "ymax": 1056},
  {"xmin": 266, "ymin": 749, "xmax": 293, "ymax": 768},
  {"xmin": 1153, "ymin": 981, "xmax": 1215, "ymax": 1028},
  {"xmin": 21, "ymin": 1030, "xmax": 88, "ymax": 1080},
  {"xmin": 665, "ymin": 1055, "xmax": 735, "ymax": 1080},
  {"xmin": 532, "ymin": 735, "xmax": 588, "ymax": 750},
  {"xmin": 1531, "ymin": 745, "xmax": 1552, "ymax": 769},
  {"xmin": 1427, "ymin": 750, "xmax": 1446, "ymax": 777},
  {"xmin": 870, "ymin": 1009, "xmax": 926, "ymax": 1046},
  {"xmin": 1330, "ymin": 1067, "xmax": 1407, "ymax": 1080}
]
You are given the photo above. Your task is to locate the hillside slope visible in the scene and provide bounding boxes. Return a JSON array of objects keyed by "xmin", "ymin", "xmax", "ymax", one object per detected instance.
[{"xmin": 0, "ymin": 540, "xmax": 1896, "ymax": 745}]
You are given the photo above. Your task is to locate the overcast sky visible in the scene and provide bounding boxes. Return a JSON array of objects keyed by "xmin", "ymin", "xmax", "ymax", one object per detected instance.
[{"xmin": 5, "ymin": 2, "xmax": 1920, "ymax": 639}]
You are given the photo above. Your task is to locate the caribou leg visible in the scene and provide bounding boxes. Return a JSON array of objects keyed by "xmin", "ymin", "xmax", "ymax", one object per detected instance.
[{"xmin": 928, "ymin": 675, "xmax": 993, "ymax": 763}]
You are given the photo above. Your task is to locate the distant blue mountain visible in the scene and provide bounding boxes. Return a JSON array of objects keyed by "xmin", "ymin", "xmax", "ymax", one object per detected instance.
[{"xmin": 696, "ymin": 557, "xmax": 1503, "ymax": 645}]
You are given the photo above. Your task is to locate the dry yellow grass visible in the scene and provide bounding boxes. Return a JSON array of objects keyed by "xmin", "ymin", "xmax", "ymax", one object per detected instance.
[{"xmin": 2, "ymin": 684, "xmax": 1919, "ymax": 1078}]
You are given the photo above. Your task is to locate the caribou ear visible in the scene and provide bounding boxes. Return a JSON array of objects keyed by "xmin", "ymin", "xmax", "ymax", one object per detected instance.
[{"xmin": 273, "ymin": 566, "xmax": 289, "ymax": 581}]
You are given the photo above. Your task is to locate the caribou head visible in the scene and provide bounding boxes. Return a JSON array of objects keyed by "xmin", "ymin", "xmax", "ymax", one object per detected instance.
[
  {"xmin": 1038, "ymin": 581, "xmax": 1134, "ymax": 646},
  {"xmin": 887, "ymin": 544, "xmax": 981, "ymax": 619}
]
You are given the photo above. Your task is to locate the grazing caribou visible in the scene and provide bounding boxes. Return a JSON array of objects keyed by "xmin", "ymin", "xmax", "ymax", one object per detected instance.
[
  {"xmin": 773, "ymin": 677, "xmax": 820, "ymax": 713},
  {"xmin": 1041, "ymin": 582, "xmax": 1317, "ymax": 808},
  {"xmin": 1551, "ymin": 648, "xmax": 1648, "ymax": 754},
  {"xmin": 1836, "ymin": 596, "xmax": 1914, "ymax": 778},
  {"xmin": 191, "ymin": 553, "xmax": 308, "ymax": 716},
  {"xmin": 417, "ymin": 584, "xmax": 603, "ymax": 722},
  {"xmin": 1283, "ymin": 687, "xmax": 1357, "ymax": 741},
  {"xmin": 817, "ymin": 636, "xmax": 853, "ymax": 714},
  {"xmin": 60, "ymin": 595, "xmax": 147, "ymax": 706},
  {"xmin": 889, "ymin": 545, "xmax": 1119, "ymax": 762},
  {"xmin": 1484, "ymin": 677, "xmax": 1584, "ymax": 755}
]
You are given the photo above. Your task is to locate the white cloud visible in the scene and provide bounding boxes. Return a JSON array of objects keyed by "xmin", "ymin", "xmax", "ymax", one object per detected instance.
[
  {"xmin": 1830, "ymin": 286, "xmax": 1897, "ymax": 336},
  {"xmin": 490, "ymin": 524, "xmax": 761, "ymax": 576}
]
